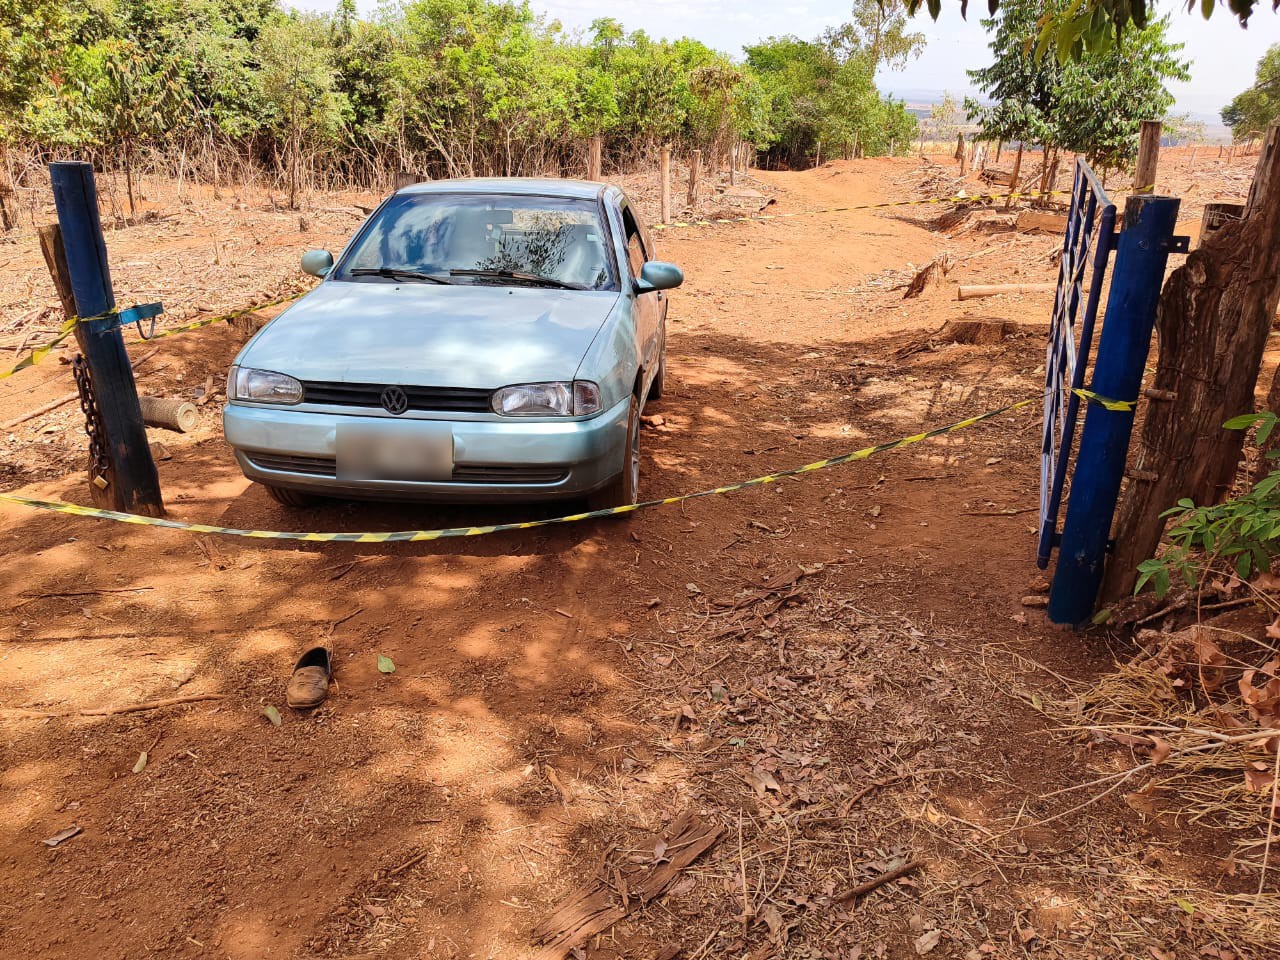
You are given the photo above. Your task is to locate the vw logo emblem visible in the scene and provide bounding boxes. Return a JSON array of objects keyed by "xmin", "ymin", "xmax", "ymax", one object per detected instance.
[{"xmin": 380, "ymin": 385, "xmax": 409, "ymax": 415}]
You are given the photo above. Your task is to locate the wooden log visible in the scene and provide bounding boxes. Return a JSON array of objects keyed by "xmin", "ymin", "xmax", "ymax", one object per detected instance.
[
  {"xmin": 659, "ymin": 145, "xmax": 671, "ymax": 224},
  {"xmin": 587, "ymin": 136, "xmax": 602, "ymax": 181},
  {"xmin": 139, "ymin": 396, "xmax": 197, "ymax": 433},
  {"xmin": 1102, "ymin": 122, "xmax": 1280, "ymax": 602},
  {"xmin": 1016, "ymin": 210, "xmax": 1068, "ymax": 234},
  {"xmin": 687, "ymin": 149, "xmax": 701, "ymax": 207},
  {"xmin": 1005, "ymin": 143, "xmax": 1024, "ymax": 210},
  {"xmin": 957, "ymin": 283, "xmax": 1054, "ymax": 301},
  {"xmin": 1134, "ymin": 120, "xmax": 1161, "ymax": 194}
]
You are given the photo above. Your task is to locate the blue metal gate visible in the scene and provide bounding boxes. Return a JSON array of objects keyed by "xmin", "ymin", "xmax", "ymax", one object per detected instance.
[
  {"xmin": 1037, "ymin": 160, "xmax": 1118, "ymax": 570},
  {"xmin": 1037, "ymin": 160, "xmax": 1185, "ymax": 626}
]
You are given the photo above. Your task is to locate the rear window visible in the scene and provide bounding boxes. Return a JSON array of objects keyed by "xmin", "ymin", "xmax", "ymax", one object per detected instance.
[{"xmin": 336, "ymin": 193, "xmax": 616, "ymax": 290}]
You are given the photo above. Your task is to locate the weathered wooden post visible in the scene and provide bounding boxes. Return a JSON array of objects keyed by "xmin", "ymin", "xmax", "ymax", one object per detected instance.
[
  {"xmin": 587, "ymin": 136, "xmax": 602, "ymax": 181},
  {"xmin": 49, "ymin": 161, "xmax": 164, "ymax": 516},
  {"xmin": 958, "ymin": 135, "xmax": 968, "ymax": 176},
  {"xmin": 1048, "ymin": 194, "xmax": 1181, "ymax": 625},
  {"xmin": 659, "ymin": 145, "xmax": 671, "ymax": 224},
  {"xmin": 1134, "ymin": 120, "xmax": 1162, "ymax": 193},
  {"xmin": 729, "ymin": 143, "xmax": 738, "ymax": 186},
  {"xmin": 687, "ymin": 149, "xmax": 701, "ymax": 207},
  {"xmin": 1004, "ymin": 143, "xmax": 1024, "ymax": 210}
]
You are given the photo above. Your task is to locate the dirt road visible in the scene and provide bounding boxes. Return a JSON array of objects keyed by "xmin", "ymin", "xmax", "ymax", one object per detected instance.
[{"xmin": 0, "ymin": 158, "xmax": 1253, "ymax": 959}]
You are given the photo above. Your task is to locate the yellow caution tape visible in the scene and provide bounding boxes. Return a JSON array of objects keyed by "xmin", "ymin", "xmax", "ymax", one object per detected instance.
[
  {"xmin": 0, "ymin": 316, "xmax": 79, "ymax": 381},
  {"xmin": 137, "ymin": 292, "xmax": 303, "ymax": 342},
  {"xmin": 1071, "ymin": 388, "xmax": 1138, "ymax": 412},
  {"xmin": 1, "ymin": 291, "xmax": 304, "ymax": 381},
  {"xmin": 0, "ymin": 398, "xmax": 1034, "ymax": 542}
]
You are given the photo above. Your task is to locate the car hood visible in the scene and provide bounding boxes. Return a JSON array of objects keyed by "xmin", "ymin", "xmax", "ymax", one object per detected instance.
[{"xmin": 240, "ymin": 281, "xmax": 620, "ymax": 388}]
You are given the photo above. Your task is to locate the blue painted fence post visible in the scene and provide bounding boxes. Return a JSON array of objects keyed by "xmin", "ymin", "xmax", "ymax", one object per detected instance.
[
  {"xmin": 49, "ymin": 161, "xmax": 164, "ymax": 516},
  {"xmin": 1048, "ymin": 194, "xmax": 1181, "ymax": 626}
]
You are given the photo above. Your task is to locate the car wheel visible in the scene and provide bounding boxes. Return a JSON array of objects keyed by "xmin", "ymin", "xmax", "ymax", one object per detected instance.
[
  {"xmin": 262, "ymin": 483, "xmax": 322, "ymax": 508},
  {"xmin": 648, "ymin": 347, "xmax": 666, "ymax": 401},
  {"xmin": 588, "ymin": 395, "xmax": 640, "ymax": 511}
]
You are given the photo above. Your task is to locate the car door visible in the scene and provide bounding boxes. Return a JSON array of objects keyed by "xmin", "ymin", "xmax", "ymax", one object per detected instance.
[{"xmin": 620, "ymin": 203, "xmax": 661, "ymax": 395}]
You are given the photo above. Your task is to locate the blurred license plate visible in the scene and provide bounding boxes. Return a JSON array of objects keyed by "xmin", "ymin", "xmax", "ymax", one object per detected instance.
[{"xmin": 336, "ymin": 423, "xmax": 453, "ymax": 481}]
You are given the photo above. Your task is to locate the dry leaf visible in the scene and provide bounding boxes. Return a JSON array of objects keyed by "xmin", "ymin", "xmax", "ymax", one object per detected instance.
[
  {"xmin": 914, "ymin": 930, "xmax": 942, "ymax": 955},
  {"xmin": 1150, "ymin": 737, "xmax": 1172, "ymax": 765},
  {"xmin": 1245, "ymin": 764, "xmax": 1275, "ymax": 793},
  {"xmin": 745, "ymin": 768, "xmax": 782, "ymax": 796}
]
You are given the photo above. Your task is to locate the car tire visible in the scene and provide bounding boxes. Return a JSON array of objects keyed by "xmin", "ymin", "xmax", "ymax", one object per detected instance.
[
  {"xmin": 262, "ymin": 483, "xmax": 322, "ymax": 508},
  {"xmin": 588, "ymin": 395, "xmax": 640, "ymax": 512}
]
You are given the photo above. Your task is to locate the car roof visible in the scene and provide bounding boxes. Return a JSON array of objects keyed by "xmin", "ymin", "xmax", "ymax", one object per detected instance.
[{"xmin": 396, "ymin": 177, "xmax": 611, "ymax": 201}]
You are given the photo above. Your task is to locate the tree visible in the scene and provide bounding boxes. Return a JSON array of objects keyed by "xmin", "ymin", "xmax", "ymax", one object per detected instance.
[
  {"xmin": 926, "ymin": 91, "xmax": 960, "ymax": 146},
  {"xmin": 966, "ymin": 0, "xmax": 1188, "ymax": 174},
  {"xmin": 902, "ymin": 0, "xmax": 1276, "ymax": 60},
  {"xmin": 827, "ymin": 0, "xmax": 926, "ymax": 70},
  {"xmin": 257, "ymin": 11, "xmax": 346, "ymax": 207},
  {"xmin": 1223, "ymin": 45, "xmax": 1280, "ymax": 142}
]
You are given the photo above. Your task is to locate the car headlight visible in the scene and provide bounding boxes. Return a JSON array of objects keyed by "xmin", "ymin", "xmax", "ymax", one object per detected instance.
[
  {"xmin": 227, "ymin": 365, "xmax": 303, "ymax": 405},
  {"xmin": 491, "ymin": 381, "xmax": 602, "ymax": 417}
]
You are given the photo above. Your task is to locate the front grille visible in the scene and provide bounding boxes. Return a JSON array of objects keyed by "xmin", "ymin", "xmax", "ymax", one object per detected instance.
[
  {"xmin": 247, "ymin": 453, "xmax": 565, "ymax": 485},
  {"xmin": 301, "ymin": 380, "xmax": 493, "ymax": 413}
]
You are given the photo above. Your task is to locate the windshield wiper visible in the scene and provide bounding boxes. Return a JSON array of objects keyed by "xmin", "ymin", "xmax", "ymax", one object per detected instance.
[
  {"xmin": 449, "ymin": 269, "xmax": 581, "ymax": 290},
  {"xmin": 350, "ymin": 267, "xmax": 451, "ymax": 284}
]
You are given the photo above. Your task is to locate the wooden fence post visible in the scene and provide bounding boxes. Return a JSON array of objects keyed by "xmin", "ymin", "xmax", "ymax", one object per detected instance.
[
  {"xmin": 1134, "ymin": 120, "xmax": 1161, "ymax": 194},
  {"xmin": 48, "ymin": 161, "xmax": 164, "ymax": 516},
  {"xmin": 958, "ymin": 135, "xmax": 968, "ymax": 176},
  {"xmin": 587, "ymin": 136, "xmax": 602, "ymax": 181},
  {"xmin": 1004, "ymin": 143, "xmax": 1024, "ymax": 210},
  {"xmin": 729, "ymin": 142, "xmax": 738, "ymax": 186},
  {"xmin": 687, "ymin": 149, "xmax": 701, "ymax": 207},
  {"xmin": 659, "ymin": 146, "xmax": 671, "ymax": 224}
]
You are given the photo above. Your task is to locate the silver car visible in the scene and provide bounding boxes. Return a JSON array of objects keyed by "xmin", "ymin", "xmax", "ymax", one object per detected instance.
[{"xmin": 223, "ymin": 179, "xmax": 682, "ymax": 508}]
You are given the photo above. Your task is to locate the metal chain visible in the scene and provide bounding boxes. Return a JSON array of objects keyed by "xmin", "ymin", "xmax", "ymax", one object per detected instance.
[{"xmin": 71, "ymin": 354, "xmax": 111, "ymax": 489}]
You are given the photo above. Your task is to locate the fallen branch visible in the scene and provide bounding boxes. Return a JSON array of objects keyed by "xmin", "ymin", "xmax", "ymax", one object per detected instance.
[
  {"xmin": 834, "ymin": 859, "xmax": 924, "ymax": 906},
  {"xmin": 4, "ymin": 693, "xmax": 226, "ymax": 718},
  {"xmin": 1, "ymin": 346, "xmax": 161, "ymax": 431}
]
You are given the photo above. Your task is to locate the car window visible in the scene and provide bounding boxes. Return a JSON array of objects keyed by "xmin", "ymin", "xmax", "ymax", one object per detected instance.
[
  {"xmin": 622, "ymin": 208, "xmax": 647, "ymax": 279},
  {"xmin": 337, "ymin": 194, "xmax": 616, "ymax": 290}
]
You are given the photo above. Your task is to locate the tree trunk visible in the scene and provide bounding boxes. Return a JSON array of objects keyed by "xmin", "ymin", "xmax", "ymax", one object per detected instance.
[
  {"xmin": 123, "ymin": 138, "xmax": 137, "ymax": 218},
  {"xmin": 1101, "ymin": 123, "xmax": 1280, "ymax": 602}
]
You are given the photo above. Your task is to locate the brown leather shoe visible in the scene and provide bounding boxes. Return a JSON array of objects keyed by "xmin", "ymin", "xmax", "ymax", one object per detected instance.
[{"xmin": 286, "ymin": 645, "xmax": 332, "ymax": 709}]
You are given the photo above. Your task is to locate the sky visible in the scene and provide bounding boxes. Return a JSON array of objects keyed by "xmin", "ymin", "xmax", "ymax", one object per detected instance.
[{"xmin": 291, "ymin": 0, "xmax": 1277, "ymax": 120}]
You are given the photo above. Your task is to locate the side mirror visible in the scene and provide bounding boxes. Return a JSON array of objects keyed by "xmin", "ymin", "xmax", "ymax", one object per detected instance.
[
  {"xmin": 301, "ymin": 249, "xmax": 334, "ymax": 278},
  {"xmin": 634, "ymin": 261, "xmax": 684, "ymax": 295}
]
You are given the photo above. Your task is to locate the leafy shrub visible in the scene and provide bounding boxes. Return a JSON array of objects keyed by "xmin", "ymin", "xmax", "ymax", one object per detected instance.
[{"xmin": 1136, "ymin": 411, "xmax": 1280, "ymax": 598}]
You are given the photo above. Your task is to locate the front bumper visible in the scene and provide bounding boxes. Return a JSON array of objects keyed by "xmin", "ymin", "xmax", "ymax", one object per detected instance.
[{"xmin": 222, "ymin": 399, "xmax": 629, "ymax": 502}]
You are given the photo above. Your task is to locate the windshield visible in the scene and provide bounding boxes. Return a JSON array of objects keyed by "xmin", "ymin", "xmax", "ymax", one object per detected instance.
[{"xmin": 336, "ymin": 193, "xmax": 616, "ymax": 290}]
